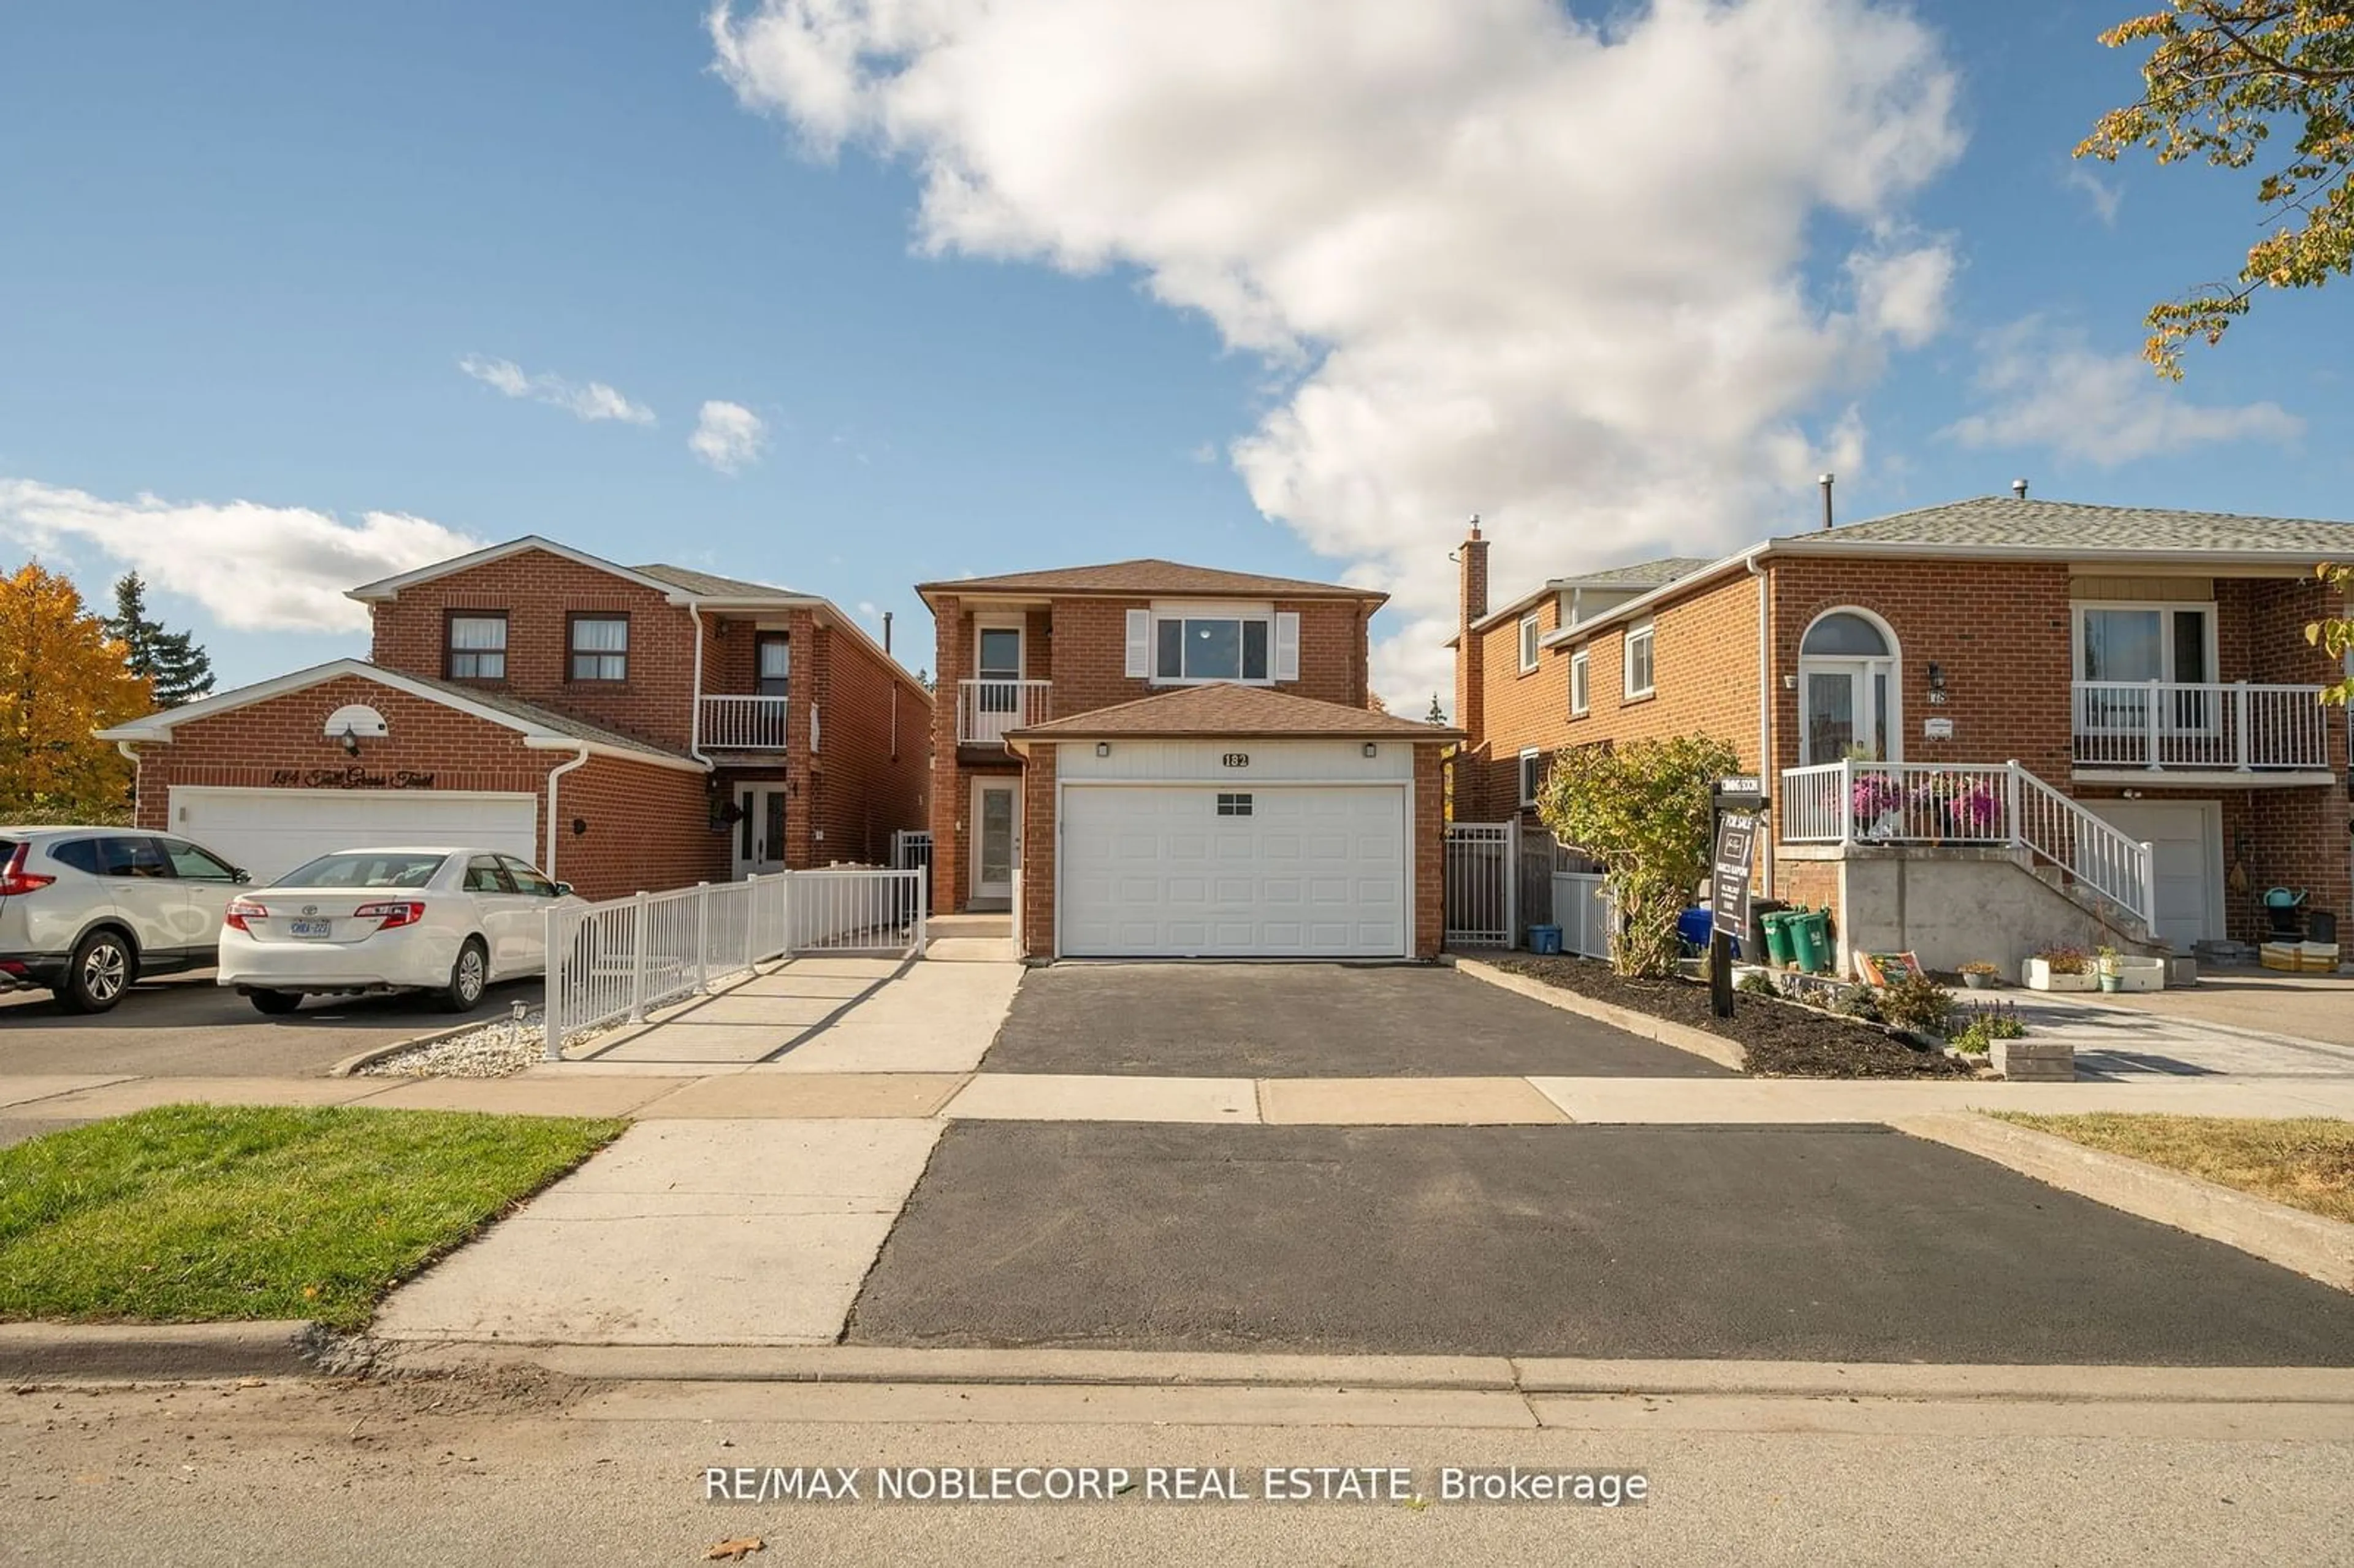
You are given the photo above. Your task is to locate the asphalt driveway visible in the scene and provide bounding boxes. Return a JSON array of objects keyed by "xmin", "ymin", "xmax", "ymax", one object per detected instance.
[
  {"xmin": 847, "ymin": 1121, "xmax": 2354, "ymax": 1364},
  {"xmin": 981, "ymin": 962, "xmax": 1728, "ymax": 1078},
  {"xmin": 0, "ymin": 970, "xmax": 537, "ymax": 1078}
]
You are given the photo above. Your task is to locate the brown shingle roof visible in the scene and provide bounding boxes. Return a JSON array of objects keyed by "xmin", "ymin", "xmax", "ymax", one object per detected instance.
[
  {"xmin": 918, "ymin": 558, "xmax": 1385, "ymax": 604},
  {"xmin": 1005, "ymin": 683, "xmax": 1459, "ymax": 745}
]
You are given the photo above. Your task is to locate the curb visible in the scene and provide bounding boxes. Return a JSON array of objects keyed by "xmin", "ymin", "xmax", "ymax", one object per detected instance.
[
  {"xmin": 1894, "ymin": 1112, "xmax": 2354, "ymax": 1293},
  {"xmin": 1452, "ymin": 957, "xmax": 1745, "ymax": 1072},
  {"xmin": 329, "ymin": 1019, "xmax": 497, "ymax": 1079},
  {"xmin": 365, "ymin": 1339, "xmax": 2354, "ymax": 1404},
  {"xmin": 0, "ymin": 1321, "xmax": 322, "ymax": 1382}
]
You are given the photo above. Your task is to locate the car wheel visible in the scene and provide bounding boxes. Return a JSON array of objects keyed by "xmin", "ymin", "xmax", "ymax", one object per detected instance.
[
  {"xmin": 438, "ymin": 938, "xmax": 489, "ymax": 1013},
  {"xmin": 248, "ymin": 989, "xmax": 303, "ymax": 1016},
  {"xmin": 57, "ymin": 929, "xmax": 135, "ymax": 1014}
]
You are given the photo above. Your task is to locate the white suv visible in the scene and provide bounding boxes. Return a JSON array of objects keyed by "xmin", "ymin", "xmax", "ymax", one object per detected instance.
[{"xmin": 0, "ymin": 828, "xmax": 251, "ymax": 1013}]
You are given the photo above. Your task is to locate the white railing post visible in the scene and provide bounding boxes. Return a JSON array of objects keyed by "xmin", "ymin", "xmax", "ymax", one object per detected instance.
[
  {"xmin": 543, "ymin": 905, "xmax": 564, "ymax": 1062},
  {"xmin": 693, "ymin": 882, "xmax": 710, "ymax": 994},
  {"xmin": 2137, "ymin": 840, "xmax": 2158, "ymax": 929},
  {"xmin": 627, "ymin": 892, "xmax": 650, "ymax": 1022},
  {"xmin": 2234, "ymin": 680, "xmax": 2252, "ymax": 772},
  {"xmin": 2143, "ymin": 679, "xmax": 2163, "ymax": 771},
  {"xmin": 913, "ymin": 869, "xmax": 929, "ymax": 957},
  {"xmin": 2003, "ymin": 759, "xmax": 2022, "ymax": 848},
  {"xmin": 1837, "ymin": 758, "xmax": 1854, "ymax": 843}
]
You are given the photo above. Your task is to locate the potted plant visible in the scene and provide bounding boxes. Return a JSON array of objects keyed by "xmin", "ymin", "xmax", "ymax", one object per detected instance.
[
  {"xmin": 2024, "ymin": 946, "xmax": 2092, "ymax": 992},
  {"xmin": 1911, "ymin": 772, "xmax": 2000, "ymax": 842},
  {"xmin": 2095, "ymin": 945, "xmax": 2124, "ymax": 993},
  {"xmin": 1959, "ymin": 961, "xmax": 2000, "ymax": 991},
  {"xmin": 1848, "ymin": 767, "xmax": 1904, "ymax": 839}
]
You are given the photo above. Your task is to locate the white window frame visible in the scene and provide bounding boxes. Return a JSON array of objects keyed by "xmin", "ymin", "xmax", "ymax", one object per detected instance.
[
  {"xmin": 2073, "ymin": 600, "xmax": 2221, "ymax": 738},
  {"xmin": 1518, "ymin": 747, "xmax": 1545, "ymax": 807},
  {"xmin": 1796, "ymin": 606, "xmax": 1902, "ymax": 766},
  {"xmin": 1517, "ymin": 612, "xmax": 1541, "ymax": 675},
  {"xmin": 1622, "ymin": 620, "xmax": 1656, "ymax": 701},
  {"xmin": 1569, "ymin": 647, "xmax": 1590, "ymax": 716},
  {"xmin": 2071, "ymin": 601, "xmax": 2217, "ymax": 687},
  {"xmin": 1146, "ymin": 600, "xmax": 1292, "ymax": 686}
]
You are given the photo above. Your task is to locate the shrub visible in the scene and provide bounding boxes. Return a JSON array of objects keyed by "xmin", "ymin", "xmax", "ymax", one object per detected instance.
[
  {"xmin": 1737, "ymin": 971, "xmax": 1781, "ymax": 999},
  {"xmin": 2033, "ymin": 946, "xmax": 2088, "ymax": 976},
  {"xmin": 1951, "ymin": 1000, "xmax": 2026, "ymax": 1054},
  {"xmin": 1534, "ymin": 733, "xmax": 1742, "ymax": 980},
  {"xmin": 1834, "ymin": 984, "xmax": 1883, "ymax": 1022},
  {"xmin": 1878, "ymin": 973, "xmax": 1956, "ymax": 1037}
]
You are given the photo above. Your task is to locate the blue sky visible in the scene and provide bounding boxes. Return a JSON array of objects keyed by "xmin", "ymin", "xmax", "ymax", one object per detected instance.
[{"xmin": 3, "ymin": 1, "xmax": 2348, "ymax": 711}]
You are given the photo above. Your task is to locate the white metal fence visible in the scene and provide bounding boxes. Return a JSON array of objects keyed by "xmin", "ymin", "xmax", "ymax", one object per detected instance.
[
  {"xmin": 1550, "ymin": 871, "xmax": 1613, "ymax": 959},
  {"xmin": 1444, "ymin": 822, "xmax": 1514, "ymax": 947},
  {"xmin": 1778, "ymin": 758, "xmax": 2155, "ymax": 929},
  {"xmin": 2072, "ymin": 680, "xmax": 2331, "ymax": 772},
  {"xmin": 543, "ymin": 867, "xmax": 926, "ymax": 1059}
]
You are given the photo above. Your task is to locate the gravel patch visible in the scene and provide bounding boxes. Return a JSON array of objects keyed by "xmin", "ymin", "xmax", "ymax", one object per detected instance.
[{"xmin": 358, "ymin": 1011, "xmax": 548, "ymax": 1079}]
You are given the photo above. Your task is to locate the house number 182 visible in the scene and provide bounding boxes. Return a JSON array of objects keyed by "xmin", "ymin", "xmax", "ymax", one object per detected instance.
[{"xmin": 1221, "ymin": 752, "xmax": 1250, "ymax": 768}]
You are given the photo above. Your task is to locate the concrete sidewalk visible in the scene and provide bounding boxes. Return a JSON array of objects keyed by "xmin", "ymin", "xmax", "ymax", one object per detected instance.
[{"xmin": 2004, "ymin": 990, "xmax": 2354, "ymax": 1079}]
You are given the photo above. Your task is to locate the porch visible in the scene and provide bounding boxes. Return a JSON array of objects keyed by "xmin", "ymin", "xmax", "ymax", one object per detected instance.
[{"xmin": 2071, "ymin": 680, "xmax": 2337, "ymax": 779}]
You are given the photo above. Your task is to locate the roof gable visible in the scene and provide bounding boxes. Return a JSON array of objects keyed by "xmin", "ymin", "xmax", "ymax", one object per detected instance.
[
  {"xmin": 348, "ymin": 536, "xmax": 696, "ymax": 604},
  {"xmin": 1778, "ymin": 496, "xmax": 2354, "ymax": 557},
  {"xmin": 918, "ymin": 558, "xmax": 1385, "ymax": 603}
]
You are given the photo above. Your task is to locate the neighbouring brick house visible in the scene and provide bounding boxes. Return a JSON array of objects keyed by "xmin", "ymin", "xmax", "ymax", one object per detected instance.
[
  {"xmin": 917, "ymin": 560, "xmax": 1460, "ymax": 959},
  {"xmin": 98, "ymin": 537, "xmax": 931, "ymax": 902},
  {"xmin": 1453, "ymin": 495, "xmax": 2354, "ymax": 974}
]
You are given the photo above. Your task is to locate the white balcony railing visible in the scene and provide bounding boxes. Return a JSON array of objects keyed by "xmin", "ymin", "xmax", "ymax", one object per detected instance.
[
  {"xmin": 699, "ymin": 694, "xmax": 791, "ymax": 750},
  {"xmin": 1780, "ymin": 758, "xmax": 2156, "ymax": 929},
  {"xmin": 2073, "ymin": 680, "xmax": 2332, "ymax": 772},
  {"xmin": 957, "ymin": 679, "xmax": 1052, "ymax": 745}
]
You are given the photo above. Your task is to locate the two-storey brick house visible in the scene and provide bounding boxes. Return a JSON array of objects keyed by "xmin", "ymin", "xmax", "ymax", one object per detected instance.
[
  {"xmin": 1454, "ymin": 495, "xmax": 2354, "ymax": 975},
  {"xmin": 101, "ymin": 536, "xmax": 930, "ymax": 900},
  {"xmin": 918, "ymin": 560, "xmax": 1460, "ymax": 959}
]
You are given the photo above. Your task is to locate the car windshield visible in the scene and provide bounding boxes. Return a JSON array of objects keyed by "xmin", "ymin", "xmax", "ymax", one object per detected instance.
[{"xmin": 272, "ymin": 853, "xmax": 448, "ymax": 889}]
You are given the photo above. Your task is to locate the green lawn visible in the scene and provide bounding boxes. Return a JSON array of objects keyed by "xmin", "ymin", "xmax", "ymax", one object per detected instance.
[
  {"xmin": 0, "ymin": 1105, "xmax": 625, "ymax": 1330},
  {"xmin": 1995, "ymin": 1113, "xmax": 2354, "ymax": 1226}
]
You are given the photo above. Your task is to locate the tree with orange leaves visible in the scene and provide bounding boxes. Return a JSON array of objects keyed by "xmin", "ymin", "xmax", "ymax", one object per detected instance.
[{"xmin": 0, "ymin": 563, "xmax": 154, "ymax": 820}]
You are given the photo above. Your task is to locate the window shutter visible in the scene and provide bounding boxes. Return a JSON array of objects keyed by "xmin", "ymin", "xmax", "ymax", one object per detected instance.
[
  {"xmin": 1124, "ymin": 609, "xmax": 1151, "ymax": 678},
  {"xmin": 1274, "ymin": 612, "xmax": 1301, "ymax": 682}
]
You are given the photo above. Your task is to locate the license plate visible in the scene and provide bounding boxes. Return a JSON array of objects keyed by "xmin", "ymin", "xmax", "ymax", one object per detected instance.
[{"xmin": 289, "ymin": 919, "xmax": 331, "ymax": 939}]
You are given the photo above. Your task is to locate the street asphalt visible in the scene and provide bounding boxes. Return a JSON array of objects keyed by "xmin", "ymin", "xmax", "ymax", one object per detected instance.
[
  {"xmin": 0, "ymin": 969, "xmax": 537, "ymax": 1078},
  {"xmin": 847, "ymin": 1121, "xmax": 2354, "ymax": 1364},
  {"xmin": 982, "ymin": 964, "xmax": 1730, "ymax": 1078}
]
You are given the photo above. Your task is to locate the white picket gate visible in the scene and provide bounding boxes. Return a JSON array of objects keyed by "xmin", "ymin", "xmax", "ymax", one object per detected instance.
[{"xmin": 543, "ymin": 867, "xmax": 925, "ymax": 1059}]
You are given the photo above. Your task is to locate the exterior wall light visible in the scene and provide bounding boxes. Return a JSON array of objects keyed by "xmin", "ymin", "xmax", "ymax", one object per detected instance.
[
  {"xmin": 1095, "ymin": 742, "xmax": 1111, "ymax": 757},
  {"xmin": 1362, "ymin": 742, "xmax": 1377, "ymax": 758}
]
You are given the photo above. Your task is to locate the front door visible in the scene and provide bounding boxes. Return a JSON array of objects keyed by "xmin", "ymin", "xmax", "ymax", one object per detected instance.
[
  {"xmin": 734, "ymin": 785, "xmax": 788, "ymax": 878},
  {"xmin": 1800, "ymin": 660, "xmax": 1899, "ymax": 764},
  {"xmin": 972, "ymin": 778, "xmax": 1019, "ymax": 905},
  {"xmin": 972, "ymin": 623, "xmax": 1024, "ymax": 743}
]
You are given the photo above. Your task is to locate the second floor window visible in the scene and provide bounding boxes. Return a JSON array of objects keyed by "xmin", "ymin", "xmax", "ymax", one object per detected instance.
[
  {"xmin": 1623, "ymin": 622, "xmax": 1656, "ymax": 700},
  {"xmin": 756, "ymin": 634, "xmax": 791, "ymax": 697},
  {"xmin": 1518, "ymin": 613, "xmax": 1541, "ymax": 674},
  {"xmin": 446, "ymin": 614, "xmax": 507, "ymax": 680},
  {"xmin": 570, "ymin": 614, "xmax": 629, "ymax": 682},
  {"xmin": 1156, "ymin": 615, "xmax": 1270, "ymax": 682},
  {"xmin": 1569, "ymin": 648, "xmax": 1590, "ymax": 715}
]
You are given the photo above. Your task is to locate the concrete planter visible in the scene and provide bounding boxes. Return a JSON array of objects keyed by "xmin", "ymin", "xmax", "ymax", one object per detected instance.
[
  {"xmin": 2023, "ymin": 959, "xmax": 2093, "ymax": 992},
  {"xmin": 2098, "ymin": 956, "xmax": 2165, "ymax": 993},
  {"xmin": 1992, "ymin": 1038, "xmax": 2076, "ymax": 1082}
]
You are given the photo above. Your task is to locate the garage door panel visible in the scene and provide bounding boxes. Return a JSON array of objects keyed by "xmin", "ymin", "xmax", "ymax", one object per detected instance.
[
  {"xmin": 2085, "ymin": 801, "xmax": 2218, "ymax": 945},
  {"xmin": 1062, "ymin": 784, "xmax": 1406, "ymax": 959},
  {"xmin": 171, "ymin": 788, "xmax": 539, "ymax": 885}
]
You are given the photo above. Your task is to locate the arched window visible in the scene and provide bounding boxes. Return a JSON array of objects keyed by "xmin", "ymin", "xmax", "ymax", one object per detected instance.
[{"xmin": 1797, "ymin": 609, "xmax": 1900, "ymax": 764}]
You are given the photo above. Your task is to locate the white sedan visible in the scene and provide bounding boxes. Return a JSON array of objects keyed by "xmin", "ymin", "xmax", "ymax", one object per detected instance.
[{"xmin": 218, "ymin": 847, "xmax": 582, "ymax": 1015}]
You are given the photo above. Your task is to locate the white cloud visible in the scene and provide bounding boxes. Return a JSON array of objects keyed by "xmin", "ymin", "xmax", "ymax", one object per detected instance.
[
  {"xmin": 2062, "ymin": 164, "xmax": 2122, "ymax": 227},
  {"xmin": 1943, "ymin": 319, "xmax": 2303, "ymax": 466},
  {"xmin": 710, "ymin": 0, "xmax": 1967, "ymax": 708},
  {"xmin": 458, "ymin": 354, "xmax": 656, "ymax": 425},
  {"xmin": 690, "ymin": 400, "xmax": 769, "ymax": 474},
  {"xmin": 0, "ymin": 478, "xmax": 481, "ymax": 631}
]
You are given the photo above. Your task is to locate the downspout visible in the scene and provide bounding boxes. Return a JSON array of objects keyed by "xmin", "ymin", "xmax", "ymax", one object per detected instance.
[
  {"xmin": 115, "ymin": 740, "xmax": 143, "ymax": 824},
  {"xmin": 544, "ymin": 745, "xmax": 591, "ymax": 883},
  {"xmin": 685, "ymin": 604, "xmax": 713, "ymax": 769},
  {"xmin": 1748, "ymin": 554, "xmax": 1774, "ymax": 896}
]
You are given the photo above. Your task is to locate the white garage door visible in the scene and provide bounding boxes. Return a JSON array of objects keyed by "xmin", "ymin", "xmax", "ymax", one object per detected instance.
[
  {"xmin": 1060, "ymin": 785, "xmax": 1406, "ymax": 958},
  {"xmin": 169, "ymin": 788, "xmax": 540, "ymax": 885},
  {"xmin": 2087, "ymin": 800, "xmax": 2220, "ymax": 945}
]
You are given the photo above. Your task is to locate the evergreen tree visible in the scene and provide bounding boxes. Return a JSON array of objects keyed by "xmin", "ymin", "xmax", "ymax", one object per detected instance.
[
  {"xmin": 104, "ymin": 573, "xmax": 214, "ymax": 707},
  {"xmin": 1426, "ymin": 693, "xmax": 1447, "ymax": 725}
]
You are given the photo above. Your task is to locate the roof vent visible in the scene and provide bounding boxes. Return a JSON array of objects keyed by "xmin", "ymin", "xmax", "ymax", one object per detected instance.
[
  {"xmin": 2012, "ymin": 478, "xmax": 2029, "ymax": 500},
  {"xmin": 1818, "ymin": 473, "xmax": 1835, "ymax": 532}
]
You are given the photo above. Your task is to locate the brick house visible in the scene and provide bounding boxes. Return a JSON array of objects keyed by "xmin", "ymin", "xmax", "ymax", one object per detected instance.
[
  {"xmin": 98, "ymin": 537, "xmax": 931, "ymax": 902},
  {"xmin": 1452, "ymin": 495, "xmax": 2354, "ymax": 973},
  {"xmin": 917, "ymin": 560, "xmax": 1460, "ymax": 959}
]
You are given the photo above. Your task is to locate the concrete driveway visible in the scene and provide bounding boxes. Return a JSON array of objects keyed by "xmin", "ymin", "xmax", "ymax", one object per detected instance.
[
  {"xmin": 0, "ymin": 970, "xmax": 538, "ymax": 1078},
  {"xmin": 980, "ymin": 962, "xmax": 1729, "ymax": 1078},
  {"xmin": 848, "ymin": 1121, "xmax": 2354, "ymax": 1364}
]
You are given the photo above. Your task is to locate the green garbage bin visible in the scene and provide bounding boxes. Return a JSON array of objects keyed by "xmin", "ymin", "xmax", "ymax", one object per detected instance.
[
  {"xmin": 1761, "ymin": 910, "xmax": 1797, "ymax": 968},
  {"xmin": 1791, "ymin": 909, "xmax": 1832, "ymax": 974}
]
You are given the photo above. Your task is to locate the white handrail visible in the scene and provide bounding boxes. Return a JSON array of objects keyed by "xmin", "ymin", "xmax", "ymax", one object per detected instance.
[
  {"xmin": 543, "ymin": 867, "xmax": 926, "ymax": 1060},
  {"xmin": 957, "ymin": 679, "xmax": 1052, "ymax": 745},
  {"xmin": 2071, "ymin": 680, "xmax": 2330, "ymax": 771},
  {"xmin": 699, "ymin": 694, "xmax": 792, "ymax": 750}
]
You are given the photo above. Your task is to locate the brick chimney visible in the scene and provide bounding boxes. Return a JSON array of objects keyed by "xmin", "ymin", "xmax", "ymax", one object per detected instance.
[{"xmin": 1453, "ymin": 515, "xmax": 1488, "ymax": 751}]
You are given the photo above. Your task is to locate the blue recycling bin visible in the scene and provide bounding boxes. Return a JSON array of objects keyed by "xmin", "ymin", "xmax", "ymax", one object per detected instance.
[
  {"xmin": 1676, "ymin": 905, "xmax": 1739, "ymax": 959},
  {"xmin": 1527, "ymin": 924, "xmax": 1563, "ymax": 956}
]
